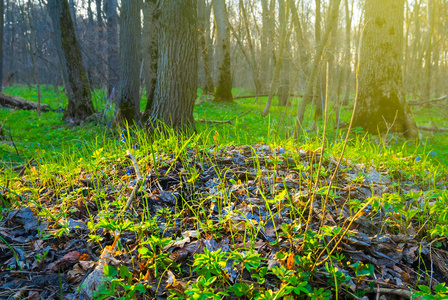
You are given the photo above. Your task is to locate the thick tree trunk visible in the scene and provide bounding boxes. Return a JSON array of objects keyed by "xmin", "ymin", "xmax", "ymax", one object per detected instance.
[
  {"xmin": 198, "ymin": 0, "xmax": 214, "ymax": 95},
  {"xmin": 142, "ymin": 0, "xmax": 158, "ymax": 121},
  {"xmin": 106, "ymin": 0, "xmax": 119, "ymax": 97},
  {"xmin": 149, "ymin": 0, "xmax": 198, "ymax": 131},
  {"xmin": 353, "ymin": 0, "xmax": 418, "ymax": 139},
  {"xmin": 212, "ymin": 0, "xmax": 233, "ymax": 102},
  {"xmin": 47, "ymin": 0, "xmax": 95, "ymax": 121},
  {"xmin": 115, "ymin": 0, "xmax": 141, "ymax": 125}
]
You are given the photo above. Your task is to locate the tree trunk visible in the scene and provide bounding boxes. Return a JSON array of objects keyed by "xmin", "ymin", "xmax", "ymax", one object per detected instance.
[
  {"xmin": 0, "ymin": 0, "xmax": 3, "ymax": 92},
  {"xmin": 96, "ymin": 0, "xmax": 103, "ymax": 89},
  {"xmin": 68, "ymin": 0, "xmax": 77, "ymax": 33},
  {"xmin": 277, "ymin": 0, "xmax": 290, "ymax": 107},
  {"xmin": 421, "ymin": 0, "xmax": 434, "ymax": 101},
  {"xmin": 353, "ymin": 0, "xmax": 418, "ymax": 139},
  {"xmin": 198, "ymin": 0, "xmax": 214, "ymax": 95},
  {"xmin": 212, "ymin": 0, "xmax": 233, "ymax": 102},
  {"xmin": 295, "ymin": 0, "xmax": 342, "ymax": 133},
  {"xmin": 47, "ymin": 0, "xmax": 95, "ymax": 121},
  {"xmin": 106, "ymin": 0, "xmax": 119, "ymax": 98},
  {"xmin": 142, "ymin": 0, "xmax": 158, "ymax": 121},
  {"xmin": 260, "ymin": 0, "xmax": 275, "ymax": 93},
  {"xmin": 115, "ymin": 0, "xmax": 141, "ymax": 125},
  {"xmin": 149, "ymin": 0, "xmax": 198, "ymax": 131},
  {"xmin": 342, "ymin": 0, "xmax": 352, "ymax": 105},
  {"xmin": 26, "ymin": 0, "xmax": 41, "ymax": 116}
]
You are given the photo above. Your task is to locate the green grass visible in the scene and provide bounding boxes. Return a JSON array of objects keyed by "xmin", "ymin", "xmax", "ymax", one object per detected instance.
[
  {"xmin": 0, "ymin": 84, "xmax": 448, "ymax": 299},
  {"xmin": 1, "ymin": 85, "xmax": 446, "ymax": 166}
]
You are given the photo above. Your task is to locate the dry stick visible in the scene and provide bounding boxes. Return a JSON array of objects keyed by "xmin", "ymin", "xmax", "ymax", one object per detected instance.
[
  {"xmin": 304, "ymin": 63, "xmax": 330, "ymax": 234},
  {"xmin": 381, "ymin": 110, "xmax": 398, "ymax": 145},
  {"xmin": 418, "ymin": 125, "xmax": 448, "ymax": 132},
  {"xmin": 18, "ymin": 157, "xmax": 34, "ymax": 177},
  {"xmin": 124, "ymin": 150, "xmax": 143, "ymax": 211}
]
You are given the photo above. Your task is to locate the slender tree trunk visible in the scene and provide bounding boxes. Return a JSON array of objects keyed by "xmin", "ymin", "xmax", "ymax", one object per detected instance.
[
  {"xmin": 26, "ymin": 0, "xmax": 41, "ymax": 116},
  {"xmin": 411, "ymin": 0, "xmax": 422, "ymax": 98},
  {"xmin": 68, "ymin": 0, "xmax": 77, "ymax": 33},
  {"xmin": 115, "ymin": 0, "xmax": 141, "ymax": 125},
  {"xmin": 47, "ymin": 0, "xmax": 95, "ymax": 121},
  {"xmin": 212, "ymin": 0, "xmax": 233, "ymax": 102},
  {"xmin": 342, "ymin": 0, "xmax": 352, "ymax": 105},
  {"xmin": 295, "ymin": 0, "xmax": 342, "ymax": 134},
  {"xmin": 106, "ymin": 0, "xmax": 119, "ymax": 98},
  {"xmin": 277, "ymin": 0, "xmax": 290, "ymax": 107},
  {"xmin": 96, "ymin": 0, "xmax": 103, "ymax": 89},
  {"xmin": 142, "ymin": 0, "xmax": 158, "ymax": 121},
  {"xmin": 149, "ymin": 0, "xmax": 198, "ymax": 131},
  {"xmin": 198, "ymin": 0, "xmax": 214, "ymax": 95},
  {"xmin": 261, "ymin": 0, "xmax": 289, "ymax": 116},
  {"xmin": 0, "ymin": 0, "xmax": 3, "ymax": 92},
  {"xmin": 260, "ymin": 0, "xmax": 275, "ymax": 93},
  {"xmin": 353, "ymin": 0, "xmax": 418, "ymax": 139},
  {"xmin": 421, "ymin": 0, "xmax": 434, "ymax": 101},
  {"xmin": 289, "ymin": 0, "xmax": 308, "ymax": 78}
]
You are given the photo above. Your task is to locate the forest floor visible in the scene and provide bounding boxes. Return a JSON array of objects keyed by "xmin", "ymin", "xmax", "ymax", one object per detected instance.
[{"xmin": 0, "ymin": 85, "xmax": 447, "ymax": 299}]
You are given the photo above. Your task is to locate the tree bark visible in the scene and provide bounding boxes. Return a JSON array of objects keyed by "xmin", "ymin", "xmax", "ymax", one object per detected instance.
[
  {"xmin": 149, "ymin": 0, "xmax": 198, "ymax": 131},
  {"xmin": 353, "ymin": 0, "xmax": 418, "ymax": 139},
  {"xmin": 198, "ymin": 0, "xmax": 214, "ymax": 95},
  {"xmin": 212, "ymin": 0, "xmax": 233, "ymax": 102},
  {"xmin": 106, "ymin": 0, "xmax": 119, "ymax": 97},
  {"xmin": 142, "ymin": 0, "xmax": 158, "ymax": 121},
  {"xmin": 47, "ymin": 0, "xmax": 95, "ymax": 121},
  {"xmin": 115, "ymin": 0, "xmax": 141, "ymax": 125}
]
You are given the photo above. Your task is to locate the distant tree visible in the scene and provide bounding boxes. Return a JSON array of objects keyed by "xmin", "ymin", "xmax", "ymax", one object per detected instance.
[
  {"xmin": 106, "ymin": 0, "xmax": 119, "ymax": 97},
  {"xmin": 148, "ymin": 0, "xmax": 197, "ymax": 131},
  {"xmin": 353, "ymin": 0, "xmax": 418, "ymax": 139},
  {"xmin": 212, "ymin": 0, "xmax": 233, "ymax": 102},
  {"xmin": 47, "ymin": 0, "xmax": 95, "ymax": 121},
  {"xmin": 115, "ymin": 0, "xmax": 141, "ymax": 125}
]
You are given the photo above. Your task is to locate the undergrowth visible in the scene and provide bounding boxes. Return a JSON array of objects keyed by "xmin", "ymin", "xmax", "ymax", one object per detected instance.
[{"xmin": 0, "ymin": 85, "xmax": 447, "ymax": 299}]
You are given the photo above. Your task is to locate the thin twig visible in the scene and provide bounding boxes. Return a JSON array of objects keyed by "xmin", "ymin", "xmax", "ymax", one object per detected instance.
[{"xmin": 124, "ymin": 150, "xmax": 143, "ymax": 211}]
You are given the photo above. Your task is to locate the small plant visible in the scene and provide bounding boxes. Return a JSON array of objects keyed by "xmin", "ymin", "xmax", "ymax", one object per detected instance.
[
  {"xmin": 412, "ymin": 283, "xmax": 448, "ymax": 299},
  {"xmin": 93, "ymin": 264, "xmax": 146, "ymax": 299},
  {"xmin": 35, "ymin": 250, "xmax": 49, "ymax": 268}
]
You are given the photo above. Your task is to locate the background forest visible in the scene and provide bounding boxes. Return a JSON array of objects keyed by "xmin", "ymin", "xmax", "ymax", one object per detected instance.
[{"xmin": 0, "ymin": 0, "xmax": 447, "ymax": 299}]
